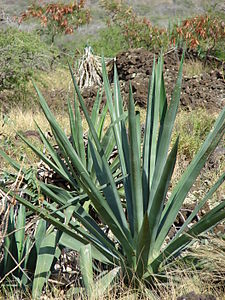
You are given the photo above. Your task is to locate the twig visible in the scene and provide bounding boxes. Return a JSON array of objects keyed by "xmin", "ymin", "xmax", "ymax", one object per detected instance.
[{"xmin": 0, "ymin": 240, "xmax": 35, "ymax": 284}]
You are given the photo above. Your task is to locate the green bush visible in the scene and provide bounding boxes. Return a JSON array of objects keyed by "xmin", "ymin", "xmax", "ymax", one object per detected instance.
[
  {"xmin": 91, "ymin": 25, "xmax": 129, "ymax": 57},
  {"xmin": 0, "ymin": 28, "xmax": 58, "ymax": 101}
]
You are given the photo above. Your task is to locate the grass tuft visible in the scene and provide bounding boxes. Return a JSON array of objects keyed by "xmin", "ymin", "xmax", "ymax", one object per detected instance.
[{"xmin": 183, "ymin": 60, "xmax": 210, "ymax": 77}]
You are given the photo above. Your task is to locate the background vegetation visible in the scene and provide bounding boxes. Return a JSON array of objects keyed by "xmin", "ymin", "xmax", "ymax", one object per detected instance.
[
  {"xmin": 0, "ymin": 0, "xmax": 224, "ymax": 110},
  {"xmin": 0, "ymin": 28, "xmax": 59, "ymax": 108}
]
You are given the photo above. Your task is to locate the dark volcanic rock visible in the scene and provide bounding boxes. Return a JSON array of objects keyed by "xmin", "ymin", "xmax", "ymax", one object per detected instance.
[
  {"xmin": 81, "ymin": 48, "xmax": 224, "ymax": 113},
  {"xmin": 113, "ymin": 48, "xmax": 225, "ymax": 111}
]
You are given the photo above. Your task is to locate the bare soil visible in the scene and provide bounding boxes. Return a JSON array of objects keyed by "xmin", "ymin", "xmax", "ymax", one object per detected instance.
[
  {"xmin": 83, "ymin": 48, "xmax": 225, "ymax": 113},
  {"xmin": 177, "ymin": 291, "xmax": 216, "ymax": 300}
]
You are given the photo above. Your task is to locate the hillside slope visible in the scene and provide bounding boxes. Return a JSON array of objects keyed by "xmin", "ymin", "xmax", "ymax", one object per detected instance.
[{"xmin": 1, "ymin": 0, "xmax": 221, "ymax": 30}]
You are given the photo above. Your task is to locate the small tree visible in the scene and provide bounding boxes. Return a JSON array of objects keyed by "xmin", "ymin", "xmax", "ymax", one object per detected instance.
[
  {"xmin": 170, "ymin": 14, "xmax": 225, "ymax": 59},
  {"xmin": 100, "ymin": 0, "xmax": 169, "ymax": 50},
  {"xmin": 19, "ymin": 0, "xmax": 91, "ymax": 43}
]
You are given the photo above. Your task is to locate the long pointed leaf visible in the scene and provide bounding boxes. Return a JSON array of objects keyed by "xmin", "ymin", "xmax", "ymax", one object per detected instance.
[
  {"xmin": 79, "ymin": 244, "xmax": 94, "ymax": 298},
  {"xmin": 149, "ymin": 54, "xmax": 184, "ymax": 209},
  {"xmin": 32, "ymin": 231, "xmax": 60, "ymax": 299},
  {"xmin": 176, "ymin": 172, "xmax": 225, "ymax": 238},
  {"xmin": 74, "ymin": 94, "xmax": 86, "ymax": 166},
  {"xmin": 148, "ymin": 137, "xmax": 179, "ymax": 261},
  {"xmin": 102, "ymin": 59, "xmax": 134, "ymax": 236},
  {"xmin": 15, "ymin": 204, "xmax": 26, "ymax": 262},
  {"xmin": 136, "ymin": 214, "xmax": 150, "ymax": 278},
  {"xmin": 152, "ymin": 201, "xmax": 225, "ymax": 272},
  {"xmin": 128, "ymin": 82, "xmax": 143, "ymax": 235},
  {"xmin": 142, "ymin": 57, "xmax": 156, "ymax": 211},
  {"xmin": 156, "ymin": 105, "xmax": 225, "ymax": 251}
]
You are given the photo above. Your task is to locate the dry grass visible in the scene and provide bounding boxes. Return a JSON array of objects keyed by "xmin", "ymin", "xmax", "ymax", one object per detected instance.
[
  {"xmin": 183, "ymin": 60, "xmax": 210, "ymax": 77},
  {"xmin": 0, "ymin": 103, "xmax": 111, "ymax": 169},
  {"xmin": 0, "ymin": 108, "xmax": 71, "ymax": 169},
  {"xmin": 0, "ymin": 108, "xmax": 70, "ymax": 136},
  {"xmin": 1, "ymin": 240, "xmax": 225, "ymax": 300},
  {"xmin": 190, "ymin": 238, "xmax": 225, "ymax": 287}
]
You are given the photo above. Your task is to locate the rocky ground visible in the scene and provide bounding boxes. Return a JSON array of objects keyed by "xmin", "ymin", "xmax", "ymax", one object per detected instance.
[{"xmin": 83, "ymin": 48, "xmax": 225, "ymax": 113}]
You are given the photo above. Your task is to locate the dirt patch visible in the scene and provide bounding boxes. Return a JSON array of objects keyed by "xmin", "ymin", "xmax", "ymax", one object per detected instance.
[
  {"xmin": 177, "ymin": 291, "xmax": 216, "ymax": 300},
  {"xmin": 82, "ymin": 48, "xmax": 225, "ymax": 113},
  {"xmin": 114, "ymin": 48, "xmax": 225, "ymax": 111}
]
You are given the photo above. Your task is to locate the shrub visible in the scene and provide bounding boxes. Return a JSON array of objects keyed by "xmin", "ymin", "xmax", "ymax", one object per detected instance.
[
  {"xmin": 100, "ymin": 1, "xmax": 225, "ymax": 60},
  {"xmin": 0, "ymin": 27, "xmax": 58, "ymax": 106},
  {"xmin": 18, "ymin": 0, "xmax": 91, "ymax": 44},
  {"xmin": 100, "ymin": 0, "xmax": 170, "ymax": 51},
  {"xmin": 91, "ymin": 25, "xmax": 129, "ymax": 57},
  {"xmin": 170, "ymin": 14, "xmax": 225, "ymax": 59}
]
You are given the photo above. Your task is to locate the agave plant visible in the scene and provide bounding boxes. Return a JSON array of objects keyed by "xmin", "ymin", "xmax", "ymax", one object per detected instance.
[
  {"xmin": 0, "ymin": 54, "xmax": 224, "ymax": 295},
  {"xmin": 0, "ymin": 203, "xmax": 61, "ymax": 297}
]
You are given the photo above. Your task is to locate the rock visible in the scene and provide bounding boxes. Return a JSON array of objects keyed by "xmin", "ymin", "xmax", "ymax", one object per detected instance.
[
  {"xmin": 80, "ymin": 48, "xmax": 225, "ymax": 113},
  {"xmin": 177, "ymin": 291, "xmax": 216, "ymax": 300}
]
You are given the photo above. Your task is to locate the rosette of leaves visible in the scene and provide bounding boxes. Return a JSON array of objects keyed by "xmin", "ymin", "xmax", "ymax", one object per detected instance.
[{"xmin": 0, "ymin": 54, "xmax": 225, "ymax": 297}]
